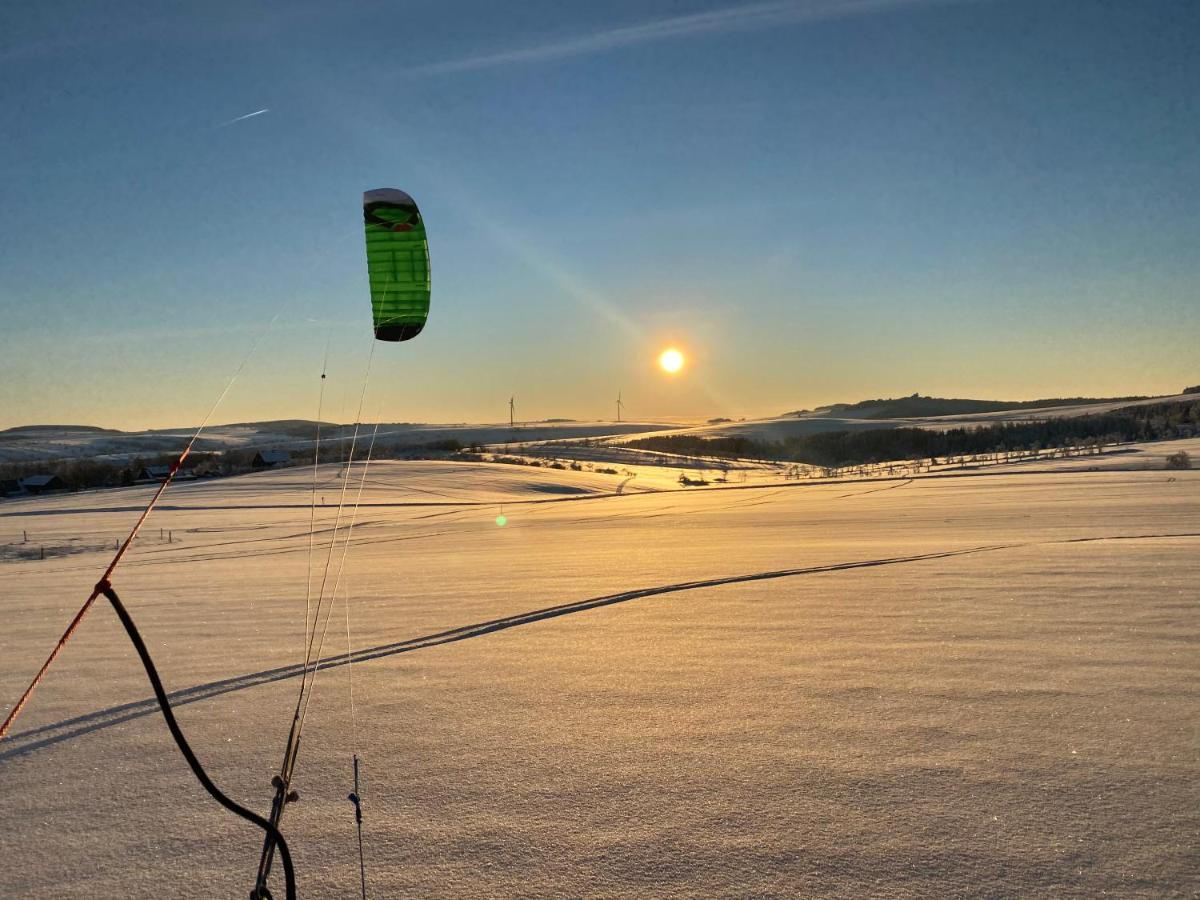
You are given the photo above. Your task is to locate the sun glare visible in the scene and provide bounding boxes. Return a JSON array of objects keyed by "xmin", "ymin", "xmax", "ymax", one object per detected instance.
[{"xmin": 659, "ymin": 348, "xmax": 684, "ymax": 374}]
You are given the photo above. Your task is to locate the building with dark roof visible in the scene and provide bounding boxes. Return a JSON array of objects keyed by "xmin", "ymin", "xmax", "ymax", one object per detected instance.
[
  {"xmin": 19, "ymin": 474, "xmax": 67, "ymax": 494},
  {"xmin": 252, "ymin": 450, "xmax": 292, "ymax": 468}
]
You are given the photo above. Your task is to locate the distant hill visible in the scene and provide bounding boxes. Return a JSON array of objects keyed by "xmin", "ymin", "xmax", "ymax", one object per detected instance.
[
  {"xmin": 150, "ymin": 419, "xmax": 340, "ymax": 437},
  {"xmin": 0, "ymin": 418, "xmax": 679, "ymax": 468},
  {"xmin": 0, "ymin": 425, "xmax": 122, "ymax": 436},
  {"xmin": 634, "ymin": 397, "xmax": 1200, "ymax": 469},
  {"xmin": 791, "ymin": 394, "xmax": 1152, "ymax": 420}
]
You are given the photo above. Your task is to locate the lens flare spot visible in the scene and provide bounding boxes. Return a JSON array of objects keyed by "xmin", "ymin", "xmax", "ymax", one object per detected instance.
[{"xmin": 495, "ymin": 515, "xmax": 508, "ymax": 527}]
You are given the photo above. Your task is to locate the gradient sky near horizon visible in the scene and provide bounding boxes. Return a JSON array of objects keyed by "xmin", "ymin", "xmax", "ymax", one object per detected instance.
[{"xmin": 2, "ymin": 0, "xmax": 1197, "ymax": 430}]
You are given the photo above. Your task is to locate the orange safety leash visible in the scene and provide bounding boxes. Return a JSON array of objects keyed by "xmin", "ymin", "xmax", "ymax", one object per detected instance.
[{"xmin": 0, "ymin": 453, "xmax": 193, "ymax": 741}]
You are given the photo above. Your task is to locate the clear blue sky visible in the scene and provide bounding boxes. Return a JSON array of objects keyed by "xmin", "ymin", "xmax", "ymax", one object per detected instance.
[{"xmin": 2, "ymin": 0, "xmax": 1197, "ymax": 429}]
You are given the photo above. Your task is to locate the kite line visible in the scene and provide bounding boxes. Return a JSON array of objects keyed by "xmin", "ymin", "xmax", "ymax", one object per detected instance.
[
  {"xmin": 4, "ymin": 186, "xmax": 430, "ymax": 897},
  {"xmin": 0, "ymin": 316, "xmax": 298, "ymax": 900},
  {"xmin": 253, "ymin": 339, "xmax": 381, "ymax": 899},
  {"xmin": 0, "ymin": 318, "xmax": 275, "ymax": 742}
]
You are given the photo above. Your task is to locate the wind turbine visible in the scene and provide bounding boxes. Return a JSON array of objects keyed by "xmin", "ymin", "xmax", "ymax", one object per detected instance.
[
  {"xmin": 616, "ymin": 390, "xmax": 624, "ymax": 423},
  {"xmin": 509, "ymin": 396, "xmax": 515, "ymax": 429}
]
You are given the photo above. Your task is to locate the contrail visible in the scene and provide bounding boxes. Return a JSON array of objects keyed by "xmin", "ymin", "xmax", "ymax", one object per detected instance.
[
  {"xmin": 408, "ymin": 0, "xmax": 971, "ymax": 76},
  {"xmin": 218, "ymin": 108, "xmax": 269, "ymax": 127}
]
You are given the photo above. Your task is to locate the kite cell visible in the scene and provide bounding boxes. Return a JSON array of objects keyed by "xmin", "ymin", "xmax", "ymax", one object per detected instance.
[{"xmin": 363, "ymin": 188, "xmax": 431, "ymax": 341}]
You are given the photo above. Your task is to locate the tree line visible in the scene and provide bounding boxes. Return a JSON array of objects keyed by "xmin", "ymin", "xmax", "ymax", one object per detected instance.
[
  {"xmin": 0, "ymin": 438, "xmax": 481, "ymax": 496},
  {"xmin": 629, "ymin": 399, "xmax": 1200, "ymax": 469},
  {"xmin": 0, "ymin": 452, "xmax": 224, "ymax": 493}
]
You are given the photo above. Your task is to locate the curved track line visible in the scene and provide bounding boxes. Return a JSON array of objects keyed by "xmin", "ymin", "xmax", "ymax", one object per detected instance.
[{"xmin": 837, "ymin": 478, "xmax": 914, "ymax": 499}]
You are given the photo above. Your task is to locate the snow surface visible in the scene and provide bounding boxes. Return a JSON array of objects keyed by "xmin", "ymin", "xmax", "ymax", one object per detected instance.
[{"xmin": 0, "ymin": 457, "xmax": 1197, "ymax": 897}]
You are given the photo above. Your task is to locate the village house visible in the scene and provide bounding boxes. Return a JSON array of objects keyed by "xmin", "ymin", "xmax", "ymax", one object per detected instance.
[
  {"xmin": 18, "ymin": 474, "xmax": 67, "ymax": 495},
  {"xmin": 252, "ymin": 450, "xmax": 292, "ymax": 469},
  {"xmin": 136, "ymin": 465, "xmax": 173, "ymax": 483}
]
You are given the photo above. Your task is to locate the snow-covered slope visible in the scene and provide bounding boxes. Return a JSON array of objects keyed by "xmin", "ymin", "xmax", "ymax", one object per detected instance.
[{"xmin": 0, "ymin": 459, "xmax": 1196, "ymax": 897}]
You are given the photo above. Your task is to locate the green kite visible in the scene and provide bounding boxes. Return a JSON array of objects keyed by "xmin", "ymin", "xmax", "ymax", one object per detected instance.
[{"xmin": 363, "ymin": 188, "xmax": 431, "ymax": 341}]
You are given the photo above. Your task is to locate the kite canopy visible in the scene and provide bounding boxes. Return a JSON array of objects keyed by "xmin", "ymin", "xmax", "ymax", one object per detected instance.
[{"xmin": 363, "ymin": 188, "xmax": 430, "ymax": 341}]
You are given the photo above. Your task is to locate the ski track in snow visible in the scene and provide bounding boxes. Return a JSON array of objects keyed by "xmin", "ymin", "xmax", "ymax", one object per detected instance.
[{"xmin": 3, "ymin": 531, "xmax": 1196, "ymax": 762}]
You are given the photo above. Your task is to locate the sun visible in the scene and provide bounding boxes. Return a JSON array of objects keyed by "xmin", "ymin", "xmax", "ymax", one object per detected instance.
[{"xmin": 659, "ymin": 348, "xmax": 685, "ymax": 374}]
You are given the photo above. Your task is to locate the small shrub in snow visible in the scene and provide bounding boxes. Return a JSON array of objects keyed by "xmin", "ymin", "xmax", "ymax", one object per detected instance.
[{"xmin": 1165, "ymin": 451, "xmax": 1191, "ymax": 470}]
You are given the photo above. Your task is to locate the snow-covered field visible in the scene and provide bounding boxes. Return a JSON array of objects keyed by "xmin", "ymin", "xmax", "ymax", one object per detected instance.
[{"xmin": 0, "ymin": 459, "xmax": 1196, "ymax": 897}]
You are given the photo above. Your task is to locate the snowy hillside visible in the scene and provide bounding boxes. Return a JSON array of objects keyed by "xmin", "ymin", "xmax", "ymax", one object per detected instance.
[{"xmin": 1, "ymin": 456, "xmax": 1196, "ymax": 897}]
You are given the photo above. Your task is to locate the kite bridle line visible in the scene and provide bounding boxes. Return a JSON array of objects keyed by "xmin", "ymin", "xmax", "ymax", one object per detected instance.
[
  {"xmin": 0, "ymin": 315, "xmax": 276, "ymax": 743},
  {"xmin": 320, "ymin": 421, "xmax": 381, "ymax": 900},
  {"xmin": 4, "ymin": 195, "xmax": 426, "ymax": 895},
  {"xmin": 303, "ymin": 333, "xmax": 333, "ymax": 669},
  {"xmin": 253, "ymin": 337, "xmax": 381, "ymax": 899}
]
